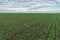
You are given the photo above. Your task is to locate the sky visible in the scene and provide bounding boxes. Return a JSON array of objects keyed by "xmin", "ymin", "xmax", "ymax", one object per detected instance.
[{"xmin": 0, "ymin": 0, "xmax": 60, "ymax": 13}]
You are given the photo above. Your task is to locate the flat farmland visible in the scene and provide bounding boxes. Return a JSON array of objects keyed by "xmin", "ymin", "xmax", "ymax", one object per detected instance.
[{"xmin": 0, "ymin": 13, "xmax": 60, "ymax": 40}]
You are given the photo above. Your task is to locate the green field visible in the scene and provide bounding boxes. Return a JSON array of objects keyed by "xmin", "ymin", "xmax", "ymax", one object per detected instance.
[{"xmin": 0, "ymin": 13, "xmax": 60, "ymax": 40}]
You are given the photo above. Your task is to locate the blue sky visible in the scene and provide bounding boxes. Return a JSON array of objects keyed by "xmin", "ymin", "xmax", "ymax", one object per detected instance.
[{"xmin": 0, "ymin": 0, "xmax": 60, "ymax": 13}]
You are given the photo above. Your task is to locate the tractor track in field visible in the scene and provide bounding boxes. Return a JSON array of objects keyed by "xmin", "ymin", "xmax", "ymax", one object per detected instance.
[
  {"xmin": 47, "ymin": 17, "xmax": 59, "ymax": 40},
  {"xmin": 55, "ymin": 18, "xmax": 60, "ymax": 40},
  {"xmin": 58, "ymin": 32, "xmax": 60, "ymax": 40},
  {"xmin": 44, "ymin": 17, "xmax": 55, "ymax": 40},
  {"xmin": 54, "ymin": 19, "xmax": 57, "ymax": 40}
]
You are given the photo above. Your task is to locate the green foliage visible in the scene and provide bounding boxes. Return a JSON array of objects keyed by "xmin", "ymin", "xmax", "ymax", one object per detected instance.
[{"xmin": 0, "ymin": 13, "xmax": 60, "ymax": 40}]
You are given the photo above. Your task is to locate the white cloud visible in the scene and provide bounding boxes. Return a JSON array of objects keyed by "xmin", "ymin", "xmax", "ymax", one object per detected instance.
[
  {"xmin": 56, "ymin": 0, "xmax": 60, "ymax": 2},
  {"xmin": 7, "ymin": 8, "xmax": 28, "ymax": 12},
  {"xmin": 33, "ymin": 3, "xmax": 55, "ymax": 7},
  {"xmin": 0, "ymin": 0, "xmax": 60, "ymax": 13},
  {"xmin": 0, "ymin": 0, "xmax": 8, "ymax": 2},
  {"xmin": 28, "ymin": 2, "xmax": 56, "ymax": 10}
]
